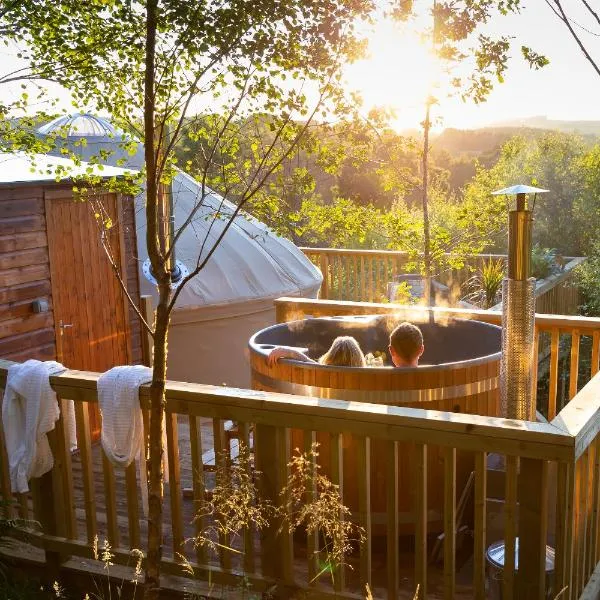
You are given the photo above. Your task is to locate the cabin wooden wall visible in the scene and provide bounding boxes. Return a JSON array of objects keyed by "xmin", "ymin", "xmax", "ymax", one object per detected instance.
[
  {"xmin": 0, "ymin": 183, "xmax": 142, "ymax": 365},
  {"xmin": 0, "ymin": 185, "xmax": 55, "ymax": 361},
  {"xmin": 121, "ymin": 196, "xmax": 143, "ymax": 365}
]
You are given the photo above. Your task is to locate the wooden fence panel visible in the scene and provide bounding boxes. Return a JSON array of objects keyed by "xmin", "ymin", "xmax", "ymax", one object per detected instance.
[{"xmin": 0, "ymin": 357, "xmax": 599, "ymax": 599}]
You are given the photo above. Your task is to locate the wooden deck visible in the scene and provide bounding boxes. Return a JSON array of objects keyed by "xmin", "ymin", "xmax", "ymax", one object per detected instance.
[
  {"xmin": 57, "ymin": 416, "xmax": 478, "ymax": 599},
  {"xmin": 4, "ymin": 295, "xmax": 600, "ymax": 600}
]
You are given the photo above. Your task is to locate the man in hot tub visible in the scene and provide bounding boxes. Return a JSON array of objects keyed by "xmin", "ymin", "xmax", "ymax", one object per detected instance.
[{"xmin": 389, "ymin": 322, "xmax": 424, "ymax": 368}]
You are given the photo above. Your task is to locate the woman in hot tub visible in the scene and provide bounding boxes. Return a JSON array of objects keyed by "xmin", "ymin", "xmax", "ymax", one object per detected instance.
[{"xmin": 266, "ymin": 335, "xmax": 366, "ymax": 368}]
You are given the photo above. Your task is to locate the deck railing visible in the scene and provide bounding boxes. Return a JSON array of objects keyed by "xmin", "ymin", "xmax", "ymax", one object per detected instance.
[
  {"xmin": 0, "ymin": 326, "xmax": 600, "ymax": 598},
  {"xmin": 301, "ymin": 247, "xmax": 584, "ymax": 316}
]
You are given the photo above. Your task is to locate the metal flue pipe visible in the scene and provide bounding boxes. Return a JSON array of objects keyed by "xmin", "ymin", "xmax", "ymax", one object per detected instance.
[{"xmin": 492, "ymin": 184, "xmax": 548, "ymax": 421}]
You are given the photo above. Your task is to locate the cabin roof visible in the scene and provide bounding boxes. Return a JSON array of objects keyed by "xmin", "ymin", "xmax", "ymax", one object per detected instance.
[{"xmin": 0, "ymin": 152, "xmax": 136, "ymax": 185}]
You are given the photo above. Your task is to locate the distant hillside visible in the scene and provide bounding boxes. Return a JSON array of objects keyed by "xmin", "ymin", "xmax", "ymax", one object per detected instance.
[
  {"xmin": 432, "ymin": 127, "xmax": 532, "ymax": 159},
  {"xmin": 431, "ymin": 122, "xmax": 600, "ymax": 170},
  {"xmin": 494, "ymin": 116, "xmax": 600, "ymax": 136}
]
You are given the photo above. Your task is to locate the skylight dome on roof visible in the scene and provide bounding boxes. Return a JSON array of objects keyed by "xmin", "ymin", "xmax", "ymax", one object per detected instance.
[{"xmin": 37, "ymin": 113, "xmax": 127, "ymax": 138}]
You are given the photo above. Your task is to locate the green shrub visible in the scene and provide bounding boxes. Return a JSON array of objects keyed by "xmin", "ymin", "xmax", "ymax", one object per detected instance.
[
  {"xmin": 576, "ymin": 245, "xmax": 600, "ymax": 316},
  {"xmin": 531, "ymin": 245, "xmax": 560, "ymax": 280}
]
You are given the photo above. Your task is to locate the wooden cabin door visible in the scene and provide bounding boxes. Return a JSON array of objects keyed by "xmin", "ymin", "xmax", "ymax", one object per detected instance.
[{"xmin": 45, "ymin": 191, "xmax": 131, "ymax": 437}]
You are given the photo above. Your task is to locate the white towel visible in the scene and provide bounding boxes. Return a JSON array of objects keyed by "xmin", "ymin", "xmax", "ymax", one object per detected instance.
[
  {"xmin": 2, "ymin": 359, "xmax": 67, "ymax": 493},
  {"xmin": 98, "ymin": 365, "xmax": 167, "ymax": 516}
]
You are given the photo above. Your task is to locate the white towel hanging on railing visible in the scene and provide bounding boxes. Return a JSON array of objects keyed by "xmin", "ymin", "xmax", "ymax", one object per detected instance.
[
  {"xmin": 97, "ymin": 365, "xmax": 167, "ymax": 516},
  {"xmin": 1, "ymin": 359, "xmax": 75, "ymax": 493}
]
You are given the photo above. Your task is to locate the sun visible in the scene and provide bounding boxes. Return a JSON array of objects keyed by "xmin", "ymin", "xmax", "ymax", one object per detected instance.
[{"xmin": 343, "ymin": 20, "xmax": 482, "ymax": 132}]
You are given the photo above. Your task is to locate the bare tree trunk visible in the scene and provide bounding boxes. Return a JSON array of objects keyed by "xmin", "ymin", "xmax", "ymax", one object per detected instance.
[
  {"xmin": 145, "ymin": 295, "xmax": 169, "ymax": 599},
  {"xmin": 143, "ymin": 0, "xmax": 169, "ymax": 597},
  {"xmin": 421, "ymin": 99, "xmax": 433, "ymax": 306}
]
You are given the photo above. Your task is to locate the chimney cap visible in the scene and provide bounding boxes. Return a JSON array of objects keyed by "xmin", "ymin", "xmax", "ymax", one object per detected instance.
[{"xmin": 491, "ymin": 184, "xmax": 549, "ymax": 195}]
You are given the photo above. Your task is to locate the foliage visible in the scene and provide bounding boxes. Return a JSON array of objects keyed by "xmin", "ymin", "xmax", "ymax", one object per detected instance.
[
  {"xmin": 393, "ymin": 2, "xmax": 547, "ymax": 105},
  {"xmin": 281, "ymin": 444, "xmax": 364, "ymax": 584},
  {"xmin": 463, "ymin": 132, "xmax": 599, "ymax": 255},
  {"xmin": 464, "ymin": 257, "xmax": 505, "ymax": 309},
  {"xmin": 391, "ymin": 281, "xmax": 416, "ymax": 305},
  {"xmin": 531, "ymin": 245, "xmax": 560, "ymax": 280},
  {"xmin": 290, "ymin": 198, "xmax": 387, "ymax": 248},
  {"xmin": 83, "ymin": 537, "xmax": 144, "ymax": 600},
  {"xmin": 193, "ymin": 443, "xmax": 274, "ymax": 560},
  {"xmin": 0, "ymin": 515, "xmax": 50, "ymax": 599},
  {"xmin": 190, "ymin": 443, "xmax": 362, "ymax": 592},
  {"xmin": 573, "ymin": 144, "xmax": 600, "ymax": 254},
  {"xmin": 576, "ymin": 243, "xmax": 600, "ymax": 317}
]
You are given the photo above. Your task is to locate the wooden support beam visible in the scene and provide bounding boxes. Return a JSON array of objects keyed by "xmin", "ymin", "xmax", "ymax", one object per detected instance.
[
  {"xmin": 414, "ymin": 443, "xmax": 427, "ymax": 600},
  {"xmin": 386, "ymin": 441, "xmax": 399, "ymax": 599},
  {"xmin": 357, "ymin": 435, "xmax": 372, "ymax": 590},
  {"xmin": 474, "ymin": 452, "xmax": 487, "ymax": 600},
  {"xmin": 443, "ymin": 447, "xmax": 456, "ymax": 600},
  {"xmin": 517, "ymin": 457, "xmax": 549, "ymax": 600}
]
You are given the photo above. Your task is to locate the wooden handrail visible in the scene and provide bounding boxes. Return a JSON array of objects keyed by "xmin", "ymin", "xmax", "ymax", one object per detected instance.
[
  {"xmin": 0, "ymin": 359, "xmax": 573, "ymax": 460},
  {"xmin": 551, "ymin": 372, "xmax": 600, "ymax": 460},
  {"xmin": 301, "ymin": 246, "xmax": 581, "ymax": 263},
  {"xmin": 301, "ymin": 247, "xmax": 585, "ymax": 315},
  {"xmin": 275, "ymin": 296, "xmax": 503, "ymax": 324},
  {"xmin": 302, "ymin": 247, "xmax": 413, "ymax": 257},
  {"xmin": 534, "ymin": 257, "xmax": 586, "ymax": 296}
]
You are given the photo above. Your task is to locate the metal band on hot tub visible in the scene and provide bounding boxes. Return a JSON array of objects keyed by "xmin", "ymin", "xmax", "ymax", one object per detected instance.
[{"xmin": 252, "ymin": 370, "xmax": 499, "ymax": 403}]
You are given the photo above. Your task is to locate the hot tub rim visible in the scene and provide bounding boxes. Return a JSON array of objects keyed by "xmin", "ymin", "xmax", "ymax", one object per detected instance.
[{"xmin": 249, "ymin": 316, "xmax": 501, "ymax": 373}]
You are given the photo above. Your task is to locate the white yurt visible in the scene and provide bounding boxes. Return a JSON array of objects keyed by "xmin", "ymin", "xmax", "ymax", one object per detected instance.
[{"xmin": 38, "ymin": 113, "xmax": 322, "ymax": 387}]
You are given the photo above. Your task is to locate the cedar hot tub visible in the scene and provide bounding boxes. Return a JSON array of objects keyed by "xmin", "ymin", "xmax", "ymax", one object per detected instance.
[{"xmin": 249, "ymin": 314, "xmax": 502, "ymax": 533}]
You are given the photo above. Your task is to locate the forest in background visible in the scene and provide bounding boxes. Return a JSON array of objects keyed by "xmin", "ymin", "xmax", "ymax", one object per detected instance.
[
  {"xmin": 175, "ymin": 119, "xmax": 600, "ymax": 254},
  {"xmin": 175, "ymin": 117, "xmax": 600, "ymax": 314}
]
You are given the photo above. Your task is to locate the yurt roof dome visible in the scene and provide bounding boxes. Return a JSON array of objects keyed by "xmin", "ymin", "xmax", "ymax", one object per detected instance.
[
  {"xmin": 37, "ymin": 114, "xmax": 322, "ymax": 309},
  {"xmin": 37, "ymin": 113, "xmax": 127, "ymax": 138}
]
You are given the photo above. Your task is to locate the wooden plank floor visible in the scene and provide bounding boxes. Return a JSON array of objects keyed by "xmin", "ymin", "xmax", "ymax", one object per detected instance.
[{"xmin": 57, "ymin": 416, "xmax": 475, "ymax": 599}]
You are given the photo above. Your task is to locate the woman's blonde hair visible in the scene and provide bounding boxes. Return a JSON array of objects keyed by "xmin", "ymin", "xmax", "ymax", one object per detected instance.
[{"xmin": 318, "ymin": 336, "xmax": 366, "ymax": 367}]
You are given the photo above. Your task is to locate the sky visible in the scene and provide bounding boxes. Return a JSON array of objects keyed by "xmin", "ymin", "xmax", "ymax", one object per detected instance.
[
  {"xmin": 1, "ymin": 1, "xmax": 600, "ymax": 132},
  {"xmin": 343, "ymin": 1, "xmax": 600, "ymax": 130}
]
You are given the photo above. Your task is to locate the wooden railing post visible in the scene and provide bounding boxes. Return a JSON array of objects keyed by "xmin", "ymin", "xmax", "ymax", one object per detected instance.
[
  {"xmin": 31, "ymin": 426, "xmax": 70, "ymax": 579},
  {"xmin": 254, "ymin": 424, "xmax": 293, "ymax": 587},
  {"xmin": 517, "ymin": 457, "xmax": 549, "ymax": 600},
  {"xmin": 319, "ymin": 254, "xmax": 329, "ymax": 299},
  {"xmin": 31, "ymin": 472, "xmax": 62, "ymax": 578}
]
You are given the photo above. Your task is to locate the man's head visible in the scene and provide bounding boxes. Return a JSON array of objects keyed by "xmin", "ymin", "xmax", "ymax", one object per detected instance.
[{"xmin": 389, "ymin": 322, "xmax": 424, "ymax": 367}]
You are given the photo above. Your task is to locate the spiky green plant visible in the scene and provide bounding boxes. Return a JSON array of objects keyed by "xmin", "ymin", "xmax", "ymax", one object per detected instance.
[
  {"xmin": 84, "ymin": 537, "xmax": 144, "ymax": 600},
  {"xmin": 464, "ymin": 258, "xmax": 505, "ymax": 309},
  {"xmin": 193, "ymin": 442, "xmax": 274, "ymax": 561}
]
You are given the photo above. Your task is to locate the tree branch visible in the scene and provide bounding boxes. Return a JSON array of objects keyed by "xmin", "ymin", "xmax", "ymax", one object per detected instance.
[
  {"xmin": 86, "ymin": 195, "xmax": 155, "ymax": 337},
  {"xmin": 546, "ymin": 0, "xmax": 600, "ymax": 76},
  {"xmin": 167, "ymin": 76, "xmax": 337, "ymax": 313}
]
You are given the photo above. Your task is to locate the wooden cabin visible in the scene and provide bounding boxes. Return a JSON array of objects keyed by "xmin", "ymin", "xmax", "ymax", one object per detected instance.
[{"xmin": 0, "ymin": 153, "xmax": 144, "ymax": 434}]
